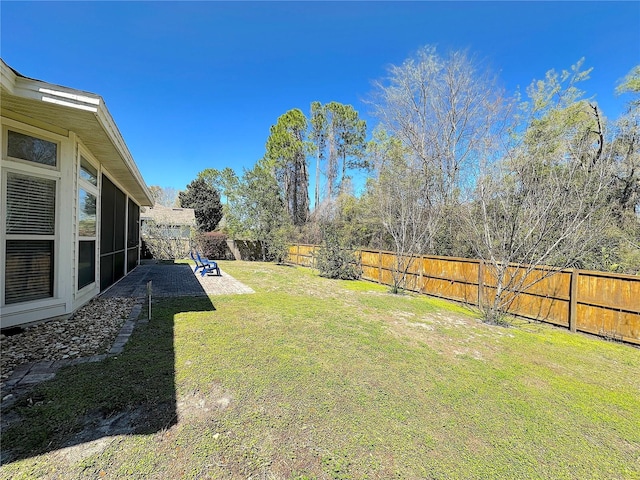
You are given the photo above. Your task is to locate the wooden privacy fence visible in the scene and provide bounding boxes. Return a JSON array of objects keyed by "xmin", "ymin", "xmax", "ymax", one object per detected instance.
[{"xmin": 287, "ymin": 244, "xmax": 640, "ymax": 345}]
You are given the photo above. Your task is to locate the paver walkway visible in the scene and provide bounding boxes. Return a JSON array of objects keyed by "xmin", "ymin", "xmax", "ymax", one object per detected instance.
[{"xmin": 101, "ymin": 262, "xmax": 254, "ymax": 298}]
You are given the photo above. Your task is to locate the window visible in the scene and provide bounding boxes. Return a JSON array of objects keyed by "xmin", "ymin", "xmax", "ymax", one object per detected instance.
[
  {"xmin": 77, "ymin": 155, "xmax": 99, "ymax": 290},
  {"xmin": 7, "ymin": 130, "xmax": 57, "ymax": 167},
  {"xmin": 78, "ymin": 189, "xmax": 97, "ymax": 236},
  {"xmin": 5, "ymin": 241, "xmax": 54, "ymax": 304},
  {"xmin": 4, "ymin": 172, "xmax": 56, "ymax": 304},
  {"xmin": 77, "ymin": 240, "xmax": 95, "ymax": 290},
  {"xmin": 78, "ymin": 188, "xmax": 97, "ymax": 289},
  {"xmin": 6, "ymin": 173, "xmax": 56, "ymax": 234},
  {"xmin": 80, "ymin": 156, "xmax": 97, "ymax": 186}
]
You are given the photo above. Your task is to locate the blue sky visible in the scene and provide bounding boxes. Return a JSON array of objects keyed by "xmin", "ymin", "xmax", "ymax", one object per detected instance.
[{"xmin": 2, "ymin": 1, "xmax": 639, "ymax": 194}]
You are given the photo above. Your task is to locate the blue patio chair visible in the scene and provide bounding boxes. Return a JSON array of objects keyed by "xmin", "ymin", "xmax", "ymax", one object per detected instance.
[{"xmin": 190, "ymin": 249, "xmax": 221, "ymax": 276}]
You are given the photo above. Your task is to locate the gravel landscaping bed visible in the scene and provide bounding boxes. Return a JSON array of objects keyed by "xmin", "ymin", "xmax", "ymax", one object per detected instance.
[{"xmin": 0, "ymin": 297, "xmax": 137, "ymax": 387}]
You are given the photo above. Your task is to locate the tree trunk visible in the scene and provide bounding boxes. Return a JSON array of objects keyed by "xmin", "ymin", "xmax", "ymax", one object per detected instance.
[{"xmin": 315, "ymin": 151, "xmax": 320, "ymax": 209}]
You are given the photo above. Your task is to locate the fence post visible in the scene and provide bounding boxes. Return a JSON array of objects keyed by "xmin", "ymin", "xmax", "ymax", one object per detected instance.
[
  {"xmin": 569, "ymin": 269, "xmax": 578, "ymax": 332},
  {"xmin": 478, "ymin": 260, "xmax": 484, "ymax": 308},
  {"xmin": 378, "ymin": 250, "xmax": 383, "ymax": 284},
  {"xmin": 147, "ymin": 280, "xmax": 152, "ymax": 320},
  {"xmin": 297, "ymin": 244, "xmax": 301, "ymax": 266}
]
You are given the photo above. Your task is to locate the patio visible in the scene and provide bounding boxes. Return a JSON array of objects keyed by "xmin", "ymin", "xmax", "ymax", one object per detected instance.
[{"xmin": 101, "ymin": 261, "xmax": 254, "ymax": 298}]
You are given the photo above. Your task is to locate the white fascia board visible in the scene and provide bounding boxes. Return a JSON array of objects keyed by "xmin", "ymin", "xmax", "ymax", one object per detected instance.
[
  {"xmin": 8, "ymin": 79, "xmax": 101, "ymax": 115},
  {"xmin": 0, "ymin": 61, "xmax": 18, "ymax": 94},
  {"xmin": 2, "ymin": 59, "xmax": 100, "ymax": 113},
  {"xmin": 39, "ymin": 87, "xmax": 100, "ymax": 112}
]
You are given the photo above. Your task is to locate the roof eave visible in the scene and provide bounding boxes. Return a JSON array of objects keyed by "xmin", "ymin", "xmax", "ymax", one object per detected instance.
[{"xmin": 1, "ymin": 59, "xmax": 153, "ymax": 206}]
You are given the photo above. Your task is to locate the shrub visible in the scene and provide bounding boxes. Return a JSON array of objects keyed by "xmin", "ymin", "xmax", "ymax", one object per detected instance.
[
  {"xmin": 315, "ymin": 229, "xmax": 360, "ymax": 280},
  {"xmin": 264, "ymin": 226, "xmax": 292, "ymax": 263},
  {"xmin": 141, "ymin": 220, "xmax": 192, "ymax": 260}
]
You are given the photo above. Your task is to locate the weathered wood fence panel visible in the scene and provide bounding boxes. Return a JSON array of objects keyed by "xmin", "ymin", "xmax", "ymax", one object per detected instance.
[
  {"xmin": 575, "ymin": 271, "xmax": 640, "ymax": 342},
  {"xmin": 481, "ymin": 265, "xmax": 572, "ymax": 328},
  {"xmin": 418, "ymin": 256, "xmax": 480, "ymax": 304},
  {"xmin": 287, "ymin": 245, "xmax": 640, "ymax": 345},
  {"xmin": 290, "ymin": 244, "xmax": 316, "ymax": 268},
  {"xmin": 297, "ymin": 244, "xmax": 316, "ymax": 267},
  {"xmin": 360, "ymin": 250, "xmax": 380, "ymax": 283}
]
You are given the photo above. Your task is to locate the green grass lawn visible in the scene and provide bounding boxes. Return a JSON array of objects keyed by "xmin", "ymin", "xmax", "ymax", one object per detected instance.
[{"xmin": 1, "ymin": 261, "xmax": 639, "ymax": 479}]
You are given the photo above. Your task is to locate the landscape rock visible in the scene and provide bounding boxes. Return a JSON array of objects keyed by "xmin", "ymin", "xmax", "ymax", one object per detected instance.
[{"xmin": 0, "ymin": 297, "xmax": 136, "ymax": 388}]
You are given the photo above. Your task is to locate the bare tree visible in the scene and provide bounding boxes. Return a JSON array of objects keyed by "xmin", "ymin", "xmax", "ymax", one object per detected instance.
[
  {"xmin": 148, "ymin": 185, "xmax": 179, "ymax": 207},
  {"xmin": 369, "ymin": 128, "xmax": 441, "ymax": 292},
  {"xmin": 611, "ymin": 65, "xmax": 640, "ymax": 217},
  {"xmin": 367, "ymin": 46, "xmax": 508, "ymax": 291},
  {"xmin": 142, "ymin": 219, "xmax": 194, "ymax": 260},
  {"xmin": 369, "ymin": 46, "xmax": 507, "ymax": 209},
  {"xmin": 464, "ymin": 60, "xmax": 615, "ymax": 323}
]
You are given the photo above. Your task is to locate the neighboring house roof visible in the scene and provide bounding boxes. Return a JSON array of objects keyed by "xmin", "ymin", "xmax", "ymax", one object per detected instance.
[
  {"xmin": 141, "ymin": 205, "xmax": 196, "ymax": 226},
  {"xmin": 0, "ymin": 58, "xmax": 153, "ymax": 206}
]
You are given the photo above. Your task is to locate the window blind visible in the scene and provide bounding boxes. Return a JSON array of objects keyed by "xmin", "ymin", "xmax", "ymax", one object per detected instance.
[
  {"xmin": 6, "ymin": 173, "xmax": 56, "ymax": 235},
  {"xmin": 5, "ymin": 240, "xmax": 54, "ymax": 304}
]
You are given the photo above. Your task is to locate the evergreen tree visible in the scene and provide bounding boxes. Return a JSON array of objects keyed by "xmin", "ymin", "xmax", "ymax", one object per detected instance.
[
  {"xmin": 265, "ymin": 109, "xmax": 310, "ymax": 226},
  {"xmin": 178, "ymin": 178, "xmax": 223, "ymax": 232}
]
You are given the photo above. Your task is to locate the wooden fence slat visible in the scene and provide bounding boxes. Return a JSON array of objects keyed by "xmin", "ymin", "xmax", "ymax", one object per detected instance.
[
  {"xmin": 478, "ymin": 260, "xmax": 485, "ymax": 309},
  {"xmin": 569, "ymin": 269, "xmax": 578, "ymax": 333}
]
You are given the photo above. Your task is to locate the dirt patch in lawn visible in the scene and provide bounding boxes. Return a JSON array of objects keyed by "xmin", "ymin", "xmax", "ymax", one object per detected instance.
[
  {"xmin": 38, "ymin": 385, "xmax": 232, "ymax": 467},
  {"xmin": 385, "ymin": 309, "xmax": 511, "ymax": 360},
  {"xmin": 33, "ymin": 401, "xmax": 173, "ymax": 466},
  {"xmin": 176, "ymin": 384, "xmax": 232, "ymax": 422}
]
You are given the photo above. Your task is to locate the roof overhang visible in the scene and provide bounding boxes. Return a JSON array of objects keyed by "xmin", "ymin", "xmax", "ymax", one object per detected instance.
[
  {"xmin": 140, "ymin": 205, "xmax": 196, "ymax": 225},
  {"xmin": 1, "ymin": 59, "xmax": 153, "ymax": 206}
]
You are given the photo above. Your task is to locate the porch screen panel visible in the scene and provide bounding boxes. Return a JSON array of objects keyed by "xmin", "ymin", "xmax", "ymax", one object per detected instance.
[
  {"xmin": 114, "ymin": 189, "xmax": 126, "ymax": 251},
  {"xmin": 114, "ymin": 252, "xmax": 125, "ymax": 280},
  {"xmin": 99, "ymin": 255, "xmax": 112, "ymax": 293},
  {"xmin": 127, "ymin": 247, "xmax": 139, "ymax": 272},
  {"xmin": 100, "ymin": 175, "xmax": 126, "ymax": 291},
  {"xmin": 100, "ymin": 178, "xmax": 115, "ymax": 254},
  {"xmin": 127, "ymin": 199, "xmax": 140, "ymax": 272}
]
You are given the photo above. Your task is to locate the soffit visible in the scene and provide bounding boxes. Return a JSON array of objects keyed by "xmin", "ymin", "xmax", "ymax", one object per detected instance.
[{"xmin": 1, "ymin": 62, "xmax": 153, "ymax": 206}]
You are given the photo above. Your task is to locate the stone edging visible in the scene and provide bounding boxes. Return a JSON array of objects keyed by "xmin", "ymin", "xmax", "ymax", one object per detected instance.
[{"xmin": 1, "ymin": 302, "xmax": 146, "ymax": 411}]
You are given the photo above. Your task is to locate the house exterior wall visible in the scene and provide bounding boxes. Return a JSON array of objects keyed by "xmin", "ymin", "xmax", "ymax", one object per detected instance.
[{"xmin": 1, "ymin": 116, "xmax": 143, "ymax": 328}]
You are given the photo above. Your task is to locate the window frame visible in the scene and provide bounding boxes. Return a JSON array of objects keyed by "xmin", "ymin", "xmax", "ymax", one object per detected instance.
[
  {"xmin": 76, "ymin": 149, "xmax": 100, "ymax": 293},
  {"xmin": 2, "ymin": 123, "xmax": 63, "ymax": 307},
  {"xmin": 79, "ymin": 155, "xmax": 98, "ymax": 186},
  {"xmin": 3, "ymin": 126, "xmax": 60, "ymax": 172}
]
